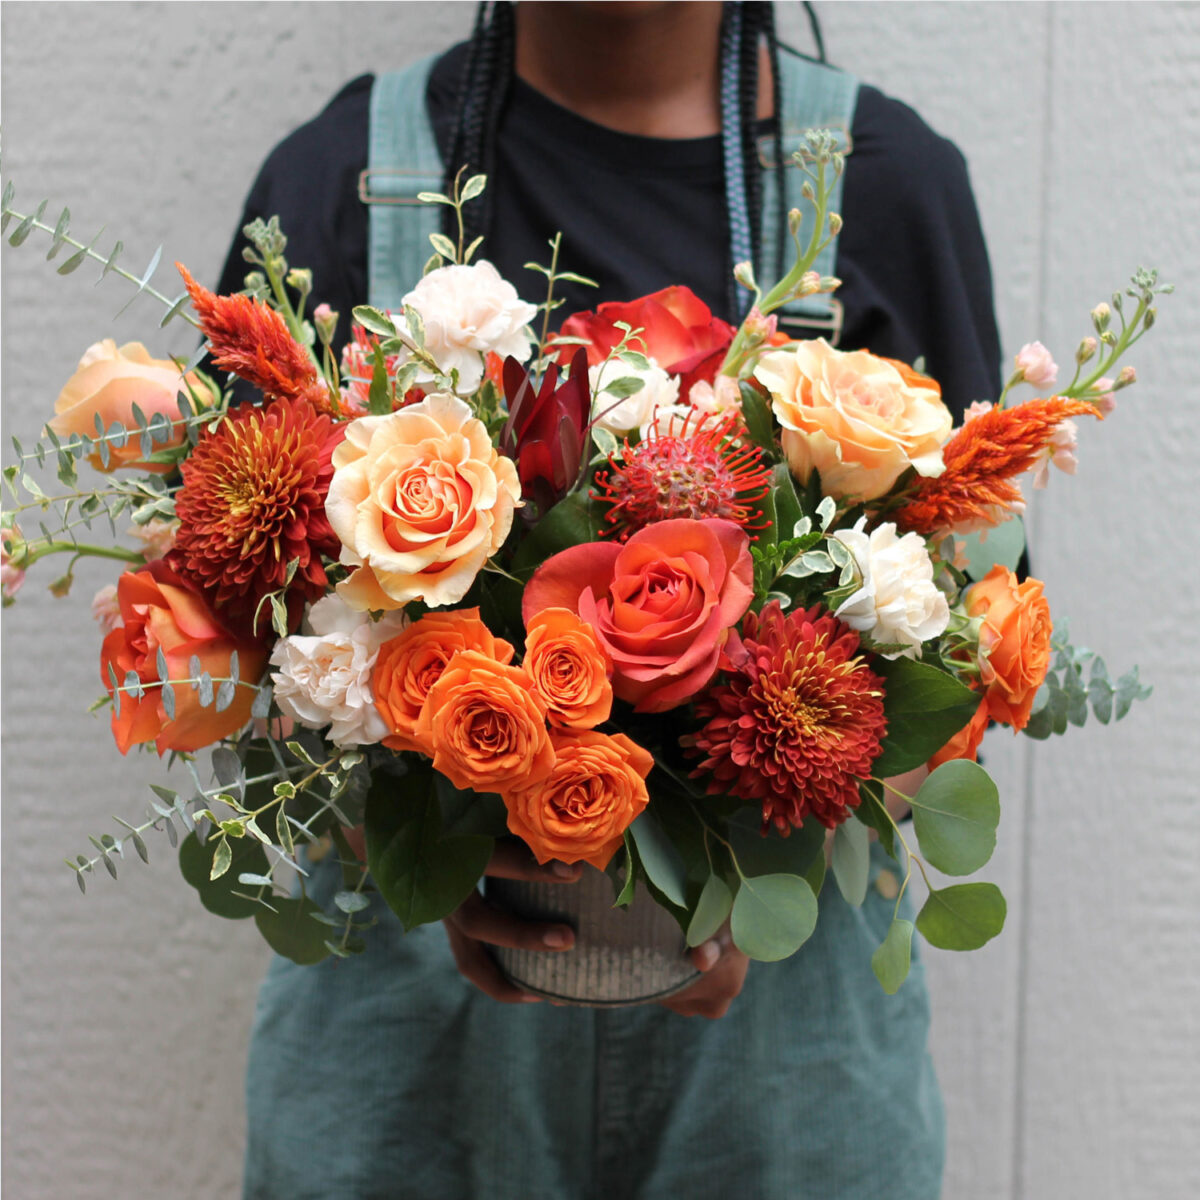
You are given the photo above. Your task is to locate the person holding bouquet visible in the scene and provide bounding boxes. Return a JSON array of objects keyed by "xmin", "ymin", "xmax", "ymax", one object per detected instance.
[{"xmin": 218, "ymin": 3, "xmax": 1000, "ymax": 1196}]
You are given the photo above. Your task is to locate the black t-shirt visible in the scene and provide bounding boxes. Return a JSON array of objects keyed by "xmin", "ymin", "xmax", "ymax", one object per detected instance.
[{"xmin": 216, "ymin": 45, "xmax": 1001, "ymax": 418}]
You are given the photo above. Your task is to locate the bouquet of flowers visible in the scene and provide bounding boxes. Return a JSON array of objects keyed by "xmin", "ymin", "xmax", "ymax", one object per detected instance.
[{"xmin": 1, "ymin": 135, "xmax": 1159, "ymax": 994}]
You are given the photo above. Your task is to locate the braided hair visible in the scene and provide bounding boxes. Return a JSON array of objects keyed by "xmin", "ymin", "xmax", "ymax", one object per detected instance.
[{"xmin": 442, "ymin": 1, "xmax": 801, "ymax": 319}]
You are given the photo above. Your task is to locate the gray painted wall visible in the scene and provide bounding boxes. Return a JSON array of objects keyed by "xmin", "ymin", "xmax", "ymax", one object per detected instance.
[{"xmin": 3, "ymin": 4, "xmax": 1197, "ymax": 1196}]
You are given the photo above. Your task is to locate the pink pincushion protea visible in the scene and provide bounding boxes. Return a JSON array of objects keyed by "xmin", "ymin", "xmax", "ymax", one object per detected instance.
[
  {"xmin": 593, "ymin": 410, "xmax": 771, "ymax": 540},
  {"xmin": 686, "ymin": 602, "xmax": 886, "ymax": 831}
]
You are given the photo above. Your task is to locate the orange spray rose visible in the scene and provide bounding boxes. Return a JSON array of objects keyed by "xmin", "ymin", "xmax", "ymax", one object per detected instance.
[{"xmin": 522, "ymin": 608, "xmax": 613, "ymax": 731}]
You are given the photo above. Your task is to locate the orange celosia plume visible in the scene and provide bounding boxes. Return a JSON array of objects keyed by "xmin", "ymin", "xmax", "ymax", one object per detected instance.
[
  {"xmin": 894, "ymin": 397, "xmax": 1098, "ymax": 535},
  {"xmin": 177, "ymin": 263, "xmax": 335, "ymax": 415}
]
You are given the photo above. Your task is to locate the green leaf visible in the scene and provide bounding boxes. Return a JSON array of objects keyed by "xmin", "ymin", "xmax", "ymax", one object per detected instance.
[
  {"xmin": 872, "ymin": 656, "xmax": 981, "ymax": 776},
  {"xmin": 597, "ymin": 374, "xmax": 645, "ymax": 400},
  {"xmin": 738, "ymin": 381, "xmax": 776, "ymax": 455},
  {"xmin": 629, "ymin": 809, "xmax": 687, "ymax": 908},
  {"xmin": 853, "ymin": 780, "xmax": 896, "ymax": 860},
  {"xmin": 434, "ymin": 773, "xmax": 509, "ymax": 838},
  {"xmin": 916, "ymin": 882, "xmax": 1007, "ymax": 950},
  {"xmin": 178, "ymin": 831, "xmax": 269, "ymax": 919},
  {"xmin": 254, "ymin": 896, "xmax": 332, "ymax": 965},
  {"xmin": 730, "ymin": 873, "xmax": 818, "ymax": 961},
  {"xmin": 460, "ymin": 173, "xmax": 487, "ymax": 202},
  {"xmin": 802, "ymin": 849, "xmax": 826, "ymax": 898},
  {"xmin": 910, "ymin": 759, "xmax": 999, "ymax": 876},
  {"xmin": 333, "ymin": 890, "xmax": 371, "ymax": 914},
  {"xmin": 831, "ymin": 816, "xmax": 869, "ymax": 906},
  {"xmin": 686, "ymin": 874, "xmax": 733, "ymax": 947},
  {"xmin": 871, "ymin": 918, "xmax": 914, "ymax": 994},
  {"xmin": 726, "ymin": 807, "xmax": 825, "ymax": 878},
  {"xmin": 352, "ymin": 305, "xmax": 396, "ymax": 337},
  {"xmin": 510, "ymin": 490, "xmax": 604, "ymax": 577},
  {"xmin": 364, "ymin": 767, "xmax": 492, "ymax": 930},
  {"xmin": 612, "ymin": 835, "xmax": 638, "ymax": 907},
  {"xmin": 209, "ymin": 836, "xmax": 233, "ymax": 880},
  {"xmin": 960, "ymin": 516, "xmax": 1026, "ymax": 581}
]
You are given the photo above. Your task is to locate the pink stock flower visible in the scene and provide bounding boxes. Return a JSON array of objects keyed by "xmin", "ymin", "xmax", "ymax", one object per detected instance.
[
  {"xmin": 1090, "ymin": 377, "xmax": 1117, "ymax": 415},
  {"xmin": 128, "ymin": 518, "xmax": 178, "ymax": 561},
  {"xmin": 1031, "ymin": 419, "xmax": 1079, "ymax": 489},
  {"xmin": 91, "ymin": 583, "xmax": 122, "ymax": 633},
  {"xmin": 1015, "ymin": 342, "xmax": 1058, "ymax": 388},
  {"xmin": 1, "ymin": 526, "xmax": 26, "ymax": 602},
  {"xmin": 964, "ymin": 400, "xmax": 994, "ymax": 423}
]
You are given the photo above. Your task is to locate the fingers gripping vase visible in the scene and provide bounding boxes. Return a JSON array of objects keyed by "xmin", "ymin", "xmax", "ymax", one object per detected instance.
[{"xmin": 487, "ymin": 866, "xmax": 700, "ymax": 1006}]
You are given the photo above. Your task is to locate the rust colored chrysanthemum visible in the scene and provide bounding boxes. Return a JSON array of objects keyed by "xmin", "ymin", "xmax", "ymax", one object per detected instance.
[
  {"xmin": 177, "ymin": 263, "xmax": 335, "ymax": 415},
  {"xmin": 167, "ymin": 397, "xmax": 344, "ymax": 632},
  {"xmin": 894, "ymin": 397, "xmax": 1098, "ymax": 536},
  {"xmin": 593, "ymin": 411, "xmax": 771, "ymax": 540},
  {"xmin": 686, "ymin": 602, "xmax": 886, "ymax": 831}
]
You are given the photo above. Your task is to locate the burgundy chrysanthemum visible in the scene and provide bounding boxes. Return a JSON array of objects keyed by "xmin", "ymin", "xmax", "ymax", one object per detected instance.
[
  {"xmin": 167, "ymin": 397, "xmax": 344, "ymax": 633},
  {"xmin": 593, "ymin": 411, "xmax": 771, "ymax": 540},
  {"xmin": 686, "ymin": 602, "xmax": 886, "ymax": 831}
]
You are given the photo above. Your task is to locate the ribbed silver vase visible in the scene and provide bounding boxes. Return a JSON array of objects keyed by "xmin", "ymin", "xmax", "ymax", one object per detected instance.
[{"xmin": 487, "ymin": 866, "xmax": 700, "ymax": 1006}]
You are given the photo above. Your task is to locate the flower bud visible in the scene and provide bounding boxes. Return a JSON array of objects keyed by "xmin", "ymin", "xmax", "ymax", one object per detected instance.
[
  {"xmin": 1111, "ymin": 291, "xmax": 1124, "ymax": 312},
  {"xmin": 1091, "ymin": 302, "xmax": 1111, "ymax": 332},
  {"xmin": 818, "ymin": 275, "xmax": 841, "ymax": 294},
  {"xmin": 828, "ymin": 212, "xmax": 843, "ymax": 236},
  {"xmin": 743, "ymin": 306, "xmax": 777, "ymax": 343},
  {"xmin": 286, "ymin": 268, "xmax": 312, "ymax": 297},
  {"xmin": 313, "ymin": 302, "xmax": 339, "ymax": 347},
  {"xmin": 733, "ymin": 260, "xmax": 757, "ymax": 291},
  {"xmin": 787, "ymin": 208, "xmax": 804, "ymax": 237},
  {"xmin": 1075, "ymin": 336, "xmax": 1097, "ymax": 365},
  {"xmin": 1143, "ymin": 306, "xmax": 1156, "ymax": 330},
  {"xmin": 796, "ymin": 270, "xmax": 822, "ymax": 297},
  {"xmin": 1100, "ymin": 329, "xmax": 1118, "ymax": 346},
  {"xmin": 801, "ymin": 180, "xmax": 816, "ymax": 203},
  {"xmin": 1116, "ymin": 365, "xmax": 1137, "ymax": 388}
]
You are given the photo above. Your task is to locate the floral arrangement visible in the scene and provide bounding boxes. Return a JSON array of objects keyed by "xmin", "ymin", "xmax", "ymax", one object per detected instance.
[{"xmin": 1, "ymin": 136, "xmax": 1159, "ymax": 993}]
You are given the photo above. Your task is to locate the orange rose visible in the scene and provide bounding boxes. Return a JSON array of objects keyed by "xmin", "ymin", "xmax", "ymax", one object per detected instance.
[
  {"xmin": 755, "ymin": 339, "xmax": 952, "ymax": 501},
  {"xmin": 967, "ymin": 566, "xmax": 1053, "ymax": 731},
  {"xmin": 100, "ymin": 560, "xmax": 267, "ymax": 754},
  {"xmin": 325, "ymin": 392, "xmax": 522, "ymax": 610},
  {"xmin": 523, "ymin": 608, "xmax": 612, "ymax": 730},
  {"xmin": 49, "ymin": 339, "xmax": 196, "ymax": 473},
  {"xmin": 928, "ymin": 697, "xmax": 990, "ymax": 769},
  {"xmin": 503, "ymin": 730, "xmax": 653, "ymax": 870},
  {"xmin": 413, "ymin": 650, "xmax": 553, "ymax": 793},
  {"xmin": 373, "ymin": 608, "xmax": 514, "ymax": 753}
]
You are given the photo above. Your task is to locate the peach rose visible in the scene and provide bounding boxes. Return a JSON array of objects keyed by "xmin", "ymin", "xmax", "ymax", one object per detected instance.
[
  {"xmin": 755, "ymin": 339, "xmax": 952, "ymax": 501},
  {"xmin": 967, "ymin": 565, "xmax": 1053, "ymax": 731},
  {"xmin": 100, "ymin": 560, "xmax": 267, "ymax": 754},
  {"xmin": 522, "ymin": 518, "xmax": 754, "ymax": 713},
  {"xmin": 48, "ymin": 339, "xmax": 195, "ymax": 473},
  {"xmin": 523, "ymin": 608, "xmax": 613, "ymax": 730},
  {"xmin": 373, "ymin": 608, "xmax": 514, "ymax": 753},
  {"xmin": 326, "ymin": 392, "xmax": 522, "ymax": 610},
  {"xmin": 503, "ymin": 730, "xmax": 653, "ymax": 870},
  {"xmin": 413, "ymin": 650, "xmax": 553, "ymax": 793}
]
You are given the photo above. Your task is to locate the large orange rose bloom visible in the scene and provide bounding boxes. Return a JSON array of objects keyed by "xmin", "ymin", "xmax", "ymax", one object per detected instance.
[
  {"xmin": 325, "ymin": 392, "xmax": 521, "ymax": 611},
  {"xmin": 373, "ymin": 608, "xmax": 514, "ymax": 753},
  {"xmin": 755, "ymin": 339, "xmax": 952, "ymax": 501},
  {"xmin": 503, "ymin": 730, "xmax": 653, "ymax": 870},
  {"xmin": 413, "ymin": 650, "xmax": 553, "ymax": 793},
  {"xmin": 522, "ymin": 518, "xmax": 753, "ymax": 713},
  {"xmin": 100, "ymin": 560, "xmax": 267, "ymax": 754},
  {"xmin": 49, "ymin": 339, "xmax": 195, "ymax": 474},
  {"xmin": 967, "ymin": 566, "xmax": 1053, "ymax": 731},
  {"xmin": 523, "ymin": 608, "xmax": 613, "ymax": 730}
]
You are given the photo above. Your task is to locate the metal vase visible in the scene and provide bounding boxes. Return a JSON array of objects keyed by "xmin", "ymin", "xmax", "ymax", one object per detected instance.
[{"xmin": 487, "ymin": 866, "xmax": 700, "ymax": 1007}]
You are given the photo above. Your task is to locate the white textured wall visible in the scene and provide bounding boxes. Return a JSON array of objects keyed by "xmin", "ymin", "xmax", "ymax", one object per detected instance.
[{"xmin": 2, "ymin": 4, "xmax": 1197, "ymax": 1197}]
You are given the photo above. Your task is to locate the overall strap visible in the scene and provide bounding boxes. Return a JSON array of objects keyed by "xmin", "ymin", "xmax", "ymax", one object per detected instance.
[
  {"xmin": 361, "ymin": 53, "xmax": 444, "ymax": 311},
  {"xmin": 761, "ymin": 52, "xmax": 859, "ymax": 344}
]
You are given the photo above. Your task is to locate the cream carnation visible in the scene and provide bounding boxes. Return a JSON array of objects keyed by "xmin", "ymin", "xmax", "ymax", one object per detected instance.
[
  {"xmin": 590, "ymin": 359, "xmax": 680, "ymax": 436},
  {"xmin": 326, "ymin": 392, "xmax": 522, "ymax": 610},
  {"xmin": 403, "ymin": 261, "xmax": 536, "ymax": 392},
  {"xmin": 832, "ymin": 518, "xmax": 949, "ymax": 657},
  {"xmin": 269, "ymin": 595, "xmax": 408, "ymax": 746}
]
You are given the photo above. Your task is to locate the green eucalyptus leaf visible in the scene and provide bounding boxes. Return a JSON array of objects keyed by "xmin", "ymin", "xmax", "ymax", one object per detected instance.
[
  {"xmin": 629, "ymin": 810, "xmax": 687, "ymax": 908},
  {"xmin": 853, "ymin": 780, "xmax": 896, "ymax": 860},
  {"xmin": 803, "ymin": 849, "xmax": 826, "ymax": 898},
  {"xmin": 871, "ymin": 918, "xmax": 915, "ymax": 994},
  {"xmin": 685, "ymin": 874, "xmax": 734, "ymax": 947},
  {"xmin": 872, "ymin": 656, "xmax": 980, "ymax": 776},
  {"xmin": 254, "ymin": 896, "xmax": 332, "ymax": 965},
  {"xmin": 727, "ymin": 807, "xmax": 825, "ymax": 878},
  {"xmin": 178, "ymin": 831, "xmax": 269, "ymax": 919},
  {"xmin": 730, "ymin": 873, "xmax": 818, "ymax": 961},
  {"xmin": 910, "ymin": 760, "xmax": 999, "ymax": 876},
  {"xmin": 916, "ymin": 882, "xmax": 1006, "ymax": 950},
  {"xmin": 831, "ymin": 816, "xmax": 870, "ymax": 906},
  {"xmin": 959, "ymin": 516, "xmax": 1026, "ymax": 581}
]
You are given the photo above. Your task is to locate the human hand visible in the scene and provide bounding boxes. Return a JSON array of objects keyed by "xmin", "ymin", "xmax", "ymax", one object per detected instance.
[
  {"xmin": 442, "ymin": 838, "xmax": 582, "ymax": 1004},
  {"xmin": 657, "ymin": 922, "xmax": 750, "ymax": 1019}
]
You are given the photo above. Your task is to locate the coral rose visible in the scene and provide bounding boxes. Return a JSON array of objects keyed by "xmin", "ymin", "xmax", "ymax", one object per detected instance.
[
  {"xmin": 373, "ymin": 608, "xmax": 515, "ymax": 753},
  {"xmin": 100, "ymin": 560, "xmax": 267, "ymax": 754},
  {"xmin": 523, "ymin": 608, "xmax": 613, "ymax": 730},
  {"xmin": 966, "ymin": 565, "xmax": 1053, "ymax": 731},
  {"xmin": 522, "ymin": 518, "xmax": 754, "ymax": 713},
  {"xmin": 755, "ymin": 339, "xmax": 952, "ymax": 501},
  {"xmin": 503, "ymin": 730, "xmax": 653, "ymax": 870},
  {"xmin": 325, "ymin": 392, "xmax": 522, "ymax": 610},
  {"xmin": 412, "ymin": 650, "xmax": 553, "ymax": 793},
  {"xmin": 48, "ymin": 339, "xmax": 195, "ymax": 473}
]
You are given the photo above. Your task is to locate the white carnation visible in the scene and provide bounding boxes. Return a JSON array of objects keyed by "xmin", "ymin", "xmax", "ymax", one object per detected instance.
[
  {"xmin": 832, "ymin": 518, "xmax": 949, "ymax": 658},
  {"xmin": 269, "ymin": 595, "xmax": 408, "ymax": 746},
  {"xmin": 403, "ymin": 260, "xmax": 537, "ymax": 393},
  {"xmin": 590, "ymin": 359, "xmax": 680, "ymax": 436}
]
